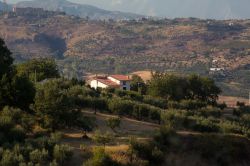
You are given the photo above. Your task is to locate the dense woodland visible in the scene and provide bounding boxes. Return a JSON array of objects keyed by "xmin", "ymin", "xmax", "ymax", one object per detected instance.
[{"xmin": 1, "ymin": 37, "xmax": 250, "ymax": 165}]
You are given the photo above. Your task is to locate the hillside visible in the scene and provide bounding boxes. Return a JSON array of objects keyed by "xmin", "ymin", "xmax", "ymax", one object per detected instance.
[
  {"xmin": 1, "ymin": 13, "xmax": 250, "ymax": 96},
  {"xmin": 2, "ymin": 16, "xmax": 250, "ymax": 70},
  {"xmin": 16, "ymin": 0, "xmax": 143, "ymax": 20},
  {"xmin": 2, "ymin": 39, "xmax": 250, "ymax": 166},
  {"xmin": 0, "ymin": 1, "xmax": 11, "ymax": 12},
  {"xmin": 0, "ymin": 2, "xmax": 5, "ymax": 11},
  {"xmin": 64, "ymin": 110, "xmax": 250, "ymax": 166}
]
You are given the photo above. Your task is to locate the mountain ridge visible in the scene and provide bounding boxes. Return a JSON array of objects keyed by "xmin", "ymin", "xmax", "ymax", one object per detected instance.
[
  {"xmin": 0, "ymin": 1, "xmax": 12, "ymax": 12},
  {"xmin": 74, "ymin": 0, "xmax": 250, "ymax": 20},
  {"xmin": 16, "ymin": 0, "xmax": 144, "ymax": 20}
]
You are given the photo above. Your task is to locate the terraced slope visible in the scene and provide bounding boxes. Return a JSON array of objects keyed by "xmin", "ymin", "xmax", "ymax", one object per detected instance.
[
  {"xmin": 1, "ymin": 15, "xmax": 250, "ymax": 96},
  {"xmin": 2, "ymin": 16, "xmax": 250, "ymax": 69}
]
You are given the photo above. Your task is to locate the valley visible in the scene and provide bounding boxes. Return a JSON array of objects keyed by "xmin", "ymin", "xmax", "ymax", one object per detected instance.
[
  {"xmin": 1, "ymin": 12, "xmax": 250, "ymax": 97},
  {"xmin": 1, "ymin": 33, "xmax": 250, "ymax": 166},
  {"xmin": 2, "ymin": 1, "xmax": 250, "ymax": 166}
]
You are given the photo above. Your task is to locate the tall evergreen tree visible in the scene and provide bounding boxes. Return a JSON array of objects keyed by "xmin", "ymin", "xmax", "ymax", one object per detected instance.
[
  {"xmin": 16, "ymin": 58, "xmax": 60, "ymax": 82},
  {"xmin": 0, "ymin": 38, "xmax": 35, "ymax": 109},
  {"xmin": 0, "ymin": 38, "xmax": 13, "ymax": 78},
  {"xmin": 0, "ymin": 38, "xmax": 14, "ymax": 108}
]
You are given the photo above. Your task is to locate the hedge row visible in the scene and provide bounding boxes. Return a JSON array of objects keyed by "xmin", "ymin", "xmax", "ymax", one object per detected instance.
[
  {"xmin": 107, "ymin": 99, "xmax": 162, "ymax": 123},
  {"xmin": 162, "ymin": 110, "xmax": 250, "ymax": 136}
]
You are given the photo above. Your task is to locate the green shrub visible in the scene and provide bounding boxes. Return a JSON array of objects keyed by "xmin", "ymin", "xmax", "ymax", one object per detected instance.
[
  {"xmin": 74, "ymin": 115, "xmax": 95, "ymax": 132},
  {"xmin": 1, "ymin": 107, "xmax": 22, "ymax": 123},
  {"xmin": 49, "ymin": 160, "xmax": 58, "ymax": 166},
  {"xmin": 154, "ymin": 126, "xmax": 179, "ymax": 150},
  {"xmin": 8, "ymin": 126, "xmax": 26, "ymax": 143},
  {"xmin": 108, "ymin": 99, "xmax": 134, "ymax": 116},
  {"xmin": 127, "ymin": 91, "xmax": 144, "ymax": 101},
  {"xmin": 106, "ymin": 117, "xmax": 121, "ymax": 132},
  {"xmin": 89, "ymin": 98, "xmax": 108, "ymax": 112},
  {"xmin": 66, "ymin": 85, "xmax": 96, "ymax": 98},
  {"xmin": 151, "ymin": 147, "xmax": 164, "ymax": 164},
  {"xmin": 84, "ymin": 147, "xmax": 120, "ymax": 166},
  {"xmin": 168, "ymin": 100, "xmax": 207, "ymax": 110},
  {"xmin": 0, "ymin": 115, "xmax": 14, "ymax": 133},
  {"xmin": 136, "ymin": 104, "xmax": 150, "ymax": 119},
  {"xmin": 180, "ymin": 100, "xmax": 207, "ymax": 110},
  {"xmin": 92, "ymin": 131, "xmax": 113, "ymax": 147},
  {"xmin": 191, "ymin": 117, "xmax": 220, "ymax": 132},
  {"xmin": 195, "ymin": 107, "xmax": 221, "ymax": 118},
  {"xmin": 143, "ymin": 96, "xmax": 167, "ymax": 109},
  {"xmin": 167, "ymin": 101, "xmax": 182, "ymax": 109},
  {"xmin": 0, "ymin": 150, "xmax": 23, "ymax": 166},
  {"xmin": 53, "ymin": 144, "xmax": 73, "ymax": 165},
  {"xmin": 29, "ymin": 148, "xmax": 49, "ymax": 164},
  {"xmin": 241, "ymin": 114, "xmax": 250, "ymax": 129},
  {"xmin": 105, "ymin": 87, "xmax": 115, "ymax": 94},
  {"xmin": 114, "ymin": 89, "xmax": 127, "ymax": 97},
  {"xmin": 161, "ymin": 110, "xmax": 188, "ymax": 129},
  {"xmin": 107, "ymin": 98, "xmax": 163, "ymax": 122},
  {"xmin": 149, "ymin": 108, "xmax": 161, "ymax": 122},
  {"xmin": 130, "ymin": 140, "xmax": 152, "ymax": 160},
  {"xmin": 162, "ymin": 110, "xmax": 221, "ymax": 132},
  {"xmin": 185, "ymin": 134, "xmax": 250, "ymax": 166},
  {"xmin": 129, "ymin": 139, "xmax": 164, "ymax": 165},
  {"xmin": 0, "ymin": 147, "xmax": 3, "ymax": 157},
  {"xmin": 220, "ymin": 121, "xmax": 243, "ymax": 134},
  {"xmin": 115, "ymin": 89, "xmax": 143, "ymax": 101}
]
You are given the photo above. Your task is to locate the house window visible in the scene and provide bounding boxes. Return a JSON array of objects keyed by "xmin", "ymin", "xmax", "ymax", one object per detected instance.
[
  {"xmin": 123, "ymin": 87, "xmax": 127, "ymax": 90},
  {"xmin": 122, "ymin": 81, "xmax": 126, "ymax": 85}
]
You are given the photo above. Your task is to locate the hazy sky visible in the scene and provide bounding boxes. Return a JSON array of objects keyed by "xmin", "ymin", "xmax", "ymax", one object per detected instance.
[{"xmin": 7, "ymin": 0, "xmax": 250, "ymax": 19}]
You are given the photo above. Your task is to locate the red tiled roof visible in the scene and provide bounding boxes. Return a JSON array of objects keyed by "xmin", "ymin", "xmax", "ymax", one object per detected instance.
[
  {"xmin": 109, "ymin": 75, "xmax": 131, "ymax": 81},
  {"xmin": 94, "ymin": 78, "xmax": 120, "ymax": 87}
]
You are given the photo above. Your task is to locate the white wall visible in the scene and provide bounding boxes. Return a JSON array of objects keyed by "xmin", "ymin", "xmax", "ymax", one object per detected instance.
[
  {"xmin": 90, "ymin": 78, "xmax": 131, "ymax": 90},
  {"xmin": 108, "ymin": 76, "xmax": 131, "ymax": 90},
  {"xmin": 90, "ymin": 80, "xmax": 109, "ymax": 89}
]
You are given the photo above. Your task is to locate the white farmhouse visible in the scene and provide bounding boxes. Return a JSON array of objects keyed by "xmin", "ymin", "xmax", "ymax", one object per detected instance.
[
  {"xmin": 90, "ymin": 75, "xmax": 131, "ymax": 90},
  {"xmin": 210, "ymin": 68, "xmax": 224, "ymax": 71}
]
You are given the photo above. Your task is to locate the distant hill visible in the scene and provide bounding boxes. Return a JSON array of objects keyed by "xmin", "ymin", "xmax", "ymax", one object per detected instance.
[
  {"xmin": 1, "ymin": 14, "xmax": 250, "ymax": 97},
  {"xmin": 16, "ymin": 0, "xmax": 144, "ymax": 20},
  {"xmin": 0, "ymin": 1, "xmax": 11, "ymax": 12},
  {"xmin": 61, "ymin": 0, "xmax": 250, "ymax": 19},
  {"xmin": 0, "ymin": 2, "xmax": 4, "ymax": 11},
  {"xmin": 1, "ymin": 15, "xmax": 250, "ymax": 71}
]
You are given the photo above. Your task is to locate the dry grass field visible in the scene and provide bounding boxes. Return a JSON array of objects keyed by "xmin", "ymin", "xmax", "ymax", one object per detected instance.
[
  {"xmin": 62, "ymin": 110, "xmax": 159, "ymax": 165},
  {"xmin": 132, "ymin": 70, "xmax": 152, "ymax": 82},
  {"xmin": 62, "ymin": 110, "xmax": 250, "ymax": 166}
]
